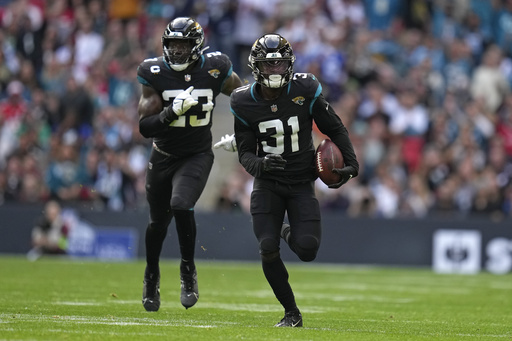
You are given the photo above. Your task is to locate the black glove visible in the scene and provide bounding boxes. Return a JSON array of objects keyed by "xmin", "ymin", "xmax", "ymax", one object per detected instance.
[
  {"xmin": 262, "ymin": 154, "xmax": 287, "ymax": 172},
  {"xmin": 159, "ymin": 105, "xmax": 176, "ymax": 125},
  {"xmin": 328, "ymin": 167, "xmax": 354, "ymax": 189}
]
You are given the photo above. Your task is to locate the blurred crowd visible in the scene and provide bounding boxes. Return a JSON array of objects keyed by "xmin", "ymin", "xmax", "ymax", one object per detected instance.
[{"xmin": 1, "ymin": 0, "xmax": 512, "ymax": 220}]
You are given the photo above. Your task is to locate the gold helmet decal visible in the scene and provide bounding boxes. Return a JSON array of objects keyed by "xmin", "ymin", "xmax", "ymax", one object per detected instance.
[{"xmin": 194, "ymin": 22, "xmax": 203, "ymax": 34}]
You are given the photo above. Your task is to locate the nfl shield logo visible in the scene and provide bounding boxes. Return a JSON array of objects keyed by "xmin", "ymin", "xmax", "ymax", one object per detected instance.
[
  {"xmin": 185, "ymin": 74, "xmax": 191, "ymax": 82},
  {"xmin": 271, "ymin": 104, "xmax": 278, "ymax": 112}
]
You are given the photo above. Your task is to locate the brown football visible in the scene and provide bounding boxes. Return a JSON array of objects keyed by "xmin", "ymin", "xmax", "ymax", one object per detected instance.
[{"xmin": 315, "ymin": 139, "xmax": 344, "ymax": 186}]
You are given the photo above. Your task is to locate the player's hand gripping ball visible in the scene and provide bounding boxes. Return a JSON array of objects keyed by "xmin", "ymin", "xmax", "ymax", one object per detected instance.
[{"xmin": 315, "ymin": 139, "xmax": 344, "ymax": 186}]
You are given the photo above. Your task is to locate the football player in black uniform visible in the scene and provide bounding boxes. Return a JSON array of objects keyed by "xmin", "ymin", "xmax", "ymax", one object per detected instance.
[
  {"xmin": 220, "ymin": 34, "xmax": 359, "ymax": 327},
  {"xmin": 136, "ymin": 17, "xmax": 242, "ymax": 312}
]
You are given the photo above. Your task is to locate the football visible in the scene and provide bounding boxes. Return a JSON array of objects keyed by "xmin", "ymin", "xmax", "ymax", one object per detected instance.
[{"xmin": 315, "ymin": 139, "xmax": 344, "ymax": 186}]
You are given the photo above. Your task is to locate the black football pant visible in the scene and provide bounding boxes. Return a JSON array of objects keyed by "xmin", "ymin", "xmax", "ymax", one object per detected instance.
[
  {"xmin": 250, "ymin": 178, "xmax": 321, "ymax": 312},
  {"xmin": 144, "ymin": 149, "xmax": 214, "ymax": 274}
]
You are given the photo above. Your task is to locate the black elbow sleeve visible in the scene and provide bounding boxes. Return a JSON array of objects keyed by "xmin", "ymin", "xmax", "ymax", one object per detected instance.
[{"xmin": 139, "ymin": 115, "xmax": 166, "ymax": 138}]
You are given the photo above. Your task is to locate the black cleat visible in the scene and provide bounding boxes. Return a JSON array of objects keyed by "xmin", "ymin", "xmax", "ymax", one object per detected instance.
[
  {"xmin": 275, "ymin": 310, "xmax": 303, "ymax": 327},
  {"xmin": 280, "ymin": 223, "xmax": 291, "ymax": 244},
  {"xmin": 142, "ymin": 268, "xmax": 160, "ymax": 312},
  {"xmin": 180, "ymin": 269, "xmax": 199, "ymax": 309}
]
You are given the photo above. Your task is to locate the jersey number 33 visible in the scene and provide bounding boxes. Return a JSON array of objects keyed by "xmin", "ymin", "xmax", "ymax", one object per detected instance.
[{"xmin": 163, "ymin": 88, "xmax": 214, "ymax": 127}]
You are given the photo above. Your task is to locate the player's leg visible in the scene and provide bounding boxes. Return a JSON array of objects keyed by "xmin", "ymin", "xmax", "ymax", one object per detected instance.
[
  {"xmin": 142, "ymin": 150, "xmax": 175, "ymax": 312},
  {"xmin": 251, "ymin": 179, "xmax": 302, "ymax": 327},
  {"xmin": 171, "ymin": 151, "xmax": 214, "ymax": 308},
  {"xmin": 284, "ymin": 181, "xmax": 322, "ymax": 262}
]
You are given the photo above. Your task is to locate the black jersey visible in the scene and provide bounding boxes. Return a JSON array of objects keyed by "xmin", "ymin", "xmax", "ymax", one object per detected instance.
[
  {"xmin": 232, "ymin": 73, "xmax": 358, "ymax": 184},
  {"xmin": 137, "ymin": 52, "xmax": 233, "ymax": 156}
]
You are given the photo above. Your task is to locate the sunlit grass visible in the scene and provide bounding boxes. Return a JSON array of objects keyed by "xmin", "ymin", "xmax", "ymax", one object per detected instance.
[{"xmin": 0, "ymin": 256, "xmax": 510, "ymax": 340}]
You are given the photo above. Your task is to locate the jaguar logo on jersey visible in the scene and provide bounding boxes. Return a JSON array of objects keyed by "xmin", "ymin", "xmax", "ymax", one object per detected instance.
[
  {"xmin": 185, "ymin": 74, "xmax": 191, "ymax": 82},
  {"xmin": 208, "ymin": 69, "xmax": 220, "ymax": 78},
  {"xmin": 292, "ymin": 96, "xmax": 305, "ymax": 105},
  {"xmin": 271, "ymin": 104, "xmax": 278, "ymax": 112}
]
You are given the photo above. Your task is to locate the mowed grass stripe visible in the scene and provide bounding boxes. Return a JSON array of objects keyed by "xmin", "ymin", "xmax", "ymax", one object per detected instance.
[
  {"xmin": 0, "ymin": 256, "xmax": 511, "ymax": 340},
  {"xmin": 2, "ymin": 313, "xmax": 510, "ymax": 339}
]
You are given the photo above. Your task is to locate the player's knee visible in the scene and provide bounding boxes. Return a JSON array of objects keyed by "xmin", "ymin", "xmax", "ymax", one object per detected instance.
[
  {"xmin": 261, "ymin": 250, "xmax": 280, "ymax": 263},
  {"xmin": 170, "ymin": 199, "xmax": 193, "ymax": 211},
  {"xmin": 147, "ymin": 222, "xmax": 162, "ymax": 232},
  {"xmin": 260, "ymin": 238, "xmax": 280, "ymax": 263},
  {"xmin": 294, "ymin": 235, "xmax": 319, "ymax": 262}
]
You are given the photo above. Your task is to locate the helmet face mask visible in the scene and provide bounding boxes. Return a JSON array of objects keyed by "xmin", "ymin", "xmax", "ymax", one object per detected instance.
[
  {"xmin": 249, "ymin": 34, "xmax": 295, "ymax": 88},
  {"xmin": 258, "ymin": 60, "xmax": 291, "ymax": 75},
  {"xmin": 163, "ymin": 39, "xmax": 195, "ymax": 65},
  {"xmin": 162, "ymin": 17, "xmax": 205, "ymax": 71}
]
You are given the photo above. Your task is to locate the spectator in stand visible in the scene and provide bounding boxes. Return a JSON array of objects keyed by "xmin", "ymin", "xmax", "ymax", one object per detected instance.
[
  {"xmin": 460, "ymin": 9, "xmax": 487, "ymax": 63},
  {"xmin": 0, "ymin": 80, "xmax": 27, "ymax": 121},
  {"xmin": 357, "ymin": 81, "xmax": 398, "ymax": 121},
  {"xmin": 0, "ymin": 47, "xmax": 13, "ymax": 94},
  {"xmin": 400, "ymin": 172, "xmax": 434, "ymax": 218},
  {"xmin": 492, "ymin": 0, "xmax": 512, "ymax": 57},
  {"xmin": 464, "ymin": 98, "xmax": 495, "ymax": 150},
  {"xmin": 206, "ymin": 0, "xmax": 237, "ymax": 60},
  {"xmin": 430, "ymin": 1, "xmax": 462, "ymax": 45},
  {"xmin": 388, "ymin": 86, "xmax": 429, "ymax": 173},
  {"xmin": 442, "ymin": 38, "xmax": 473, "ymax": 101},
  {"xmin": 328, "ymin": 0, "xmax": 366, "ymax": 27},
  {"xmin": 432, "ymin": 174, "xmax": 461, "ymax": 214},
  {"xmin": 363, "ymin": 0, "xmax": 404, "ymax": 32},
  {"xmin": 487, "ymin": 137, "xmax": 512, "ymax": 195},
  {"xmin": 357, "ymin": 114, "xmax": 389, "ymax": 182},
  {"xmin": 345, "ymin": 29, "xmax": 378, "ymax": 86},
  {"xmin": 0, "ymin": 80, "xmax": 28, "ymax": 166},
  {"xmin": 3, "ymin": 153, "xmax": 23, "ymax": 201},
  {"xmin": 497, "ymin": 93, "xmax": 512, "ymax": 158},
  {"xmin": 471, "ymin": 166, "xmax": 504, "ymax": 219},
  {"xmin": 72, "ymin": 15, "xmax": 104, "ymax": 84},
  {"xmin": 94, "ymin": 147, "xmax": 136, "ymax": 211},
  {"xmin": 56, "ymin": 76, "xmax": 94, "ymax": 140},
  {"xmin": 45, "ymin": 135, "xmax": 86, "ymax": 202},
  {"xmin": 27, "ymin": 200, "xmax": 69, "ymax": 261},
  {"xmin": 369, "ymin": 162, "xmax": 402, "ymax": 218},
  {"xmin": 470, "ymin": 44, "xmax": 510, "ymax": 114},
  {"xmin": 470, "ymin": 0, "xmax": 494, "ymax": 45}
]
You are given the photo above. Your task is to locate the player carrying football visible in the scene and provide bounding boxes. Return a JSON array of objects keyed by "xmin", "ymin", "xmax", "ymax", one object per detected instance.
[
  {"xmin": 137, "ymin": 17, "xmax": 242, "ymax": 312},
  {"xmin": 215, "ymin": 33, "xmax": 358, "ymax": 327}
]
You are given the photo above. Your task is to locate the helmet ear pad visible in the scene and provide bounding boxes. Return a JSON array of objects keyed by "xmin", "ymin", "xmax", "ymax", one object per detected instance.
[{"xmin": 248, "ymin": 34, "xmax": 296, "ymax": 88}]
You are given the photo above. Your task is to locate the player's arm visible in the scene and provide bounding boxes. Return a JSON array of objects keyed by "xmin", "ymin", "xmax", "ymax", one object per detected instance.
[
  {"xmin": 234, "ymin": 117, "xmax": 286, "ymax": 177},
  {"xmin": 138, "ymin": 84, "xmax": 198, "ymax": 138},
  {"xmin": 221, "ymin": 71, "xmax": 243, "ymax": 96},
  {"xmin": 312, "ymin": 93, "xmax": 359, "ymax": 186},
  {"xmin": 138, "ymin": 84, "xmax": 168, "ymax": 138},
  {"xmin": 233, "ymin": 113, "xmax": 267, "ymax": 177},
  {"xmin": 214, "ymin": 72, "xmax": 244, "ymax": 151}
]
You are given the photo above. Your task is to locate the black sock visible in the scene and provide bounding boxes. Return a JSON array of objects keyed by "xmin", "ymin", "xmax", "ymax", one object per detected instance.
[
  {"xmin": 145, "ymin": 223, "xmax": 168, "ymax": 275},
  {"xmin": 174, "ymin": 209, "xmax": 197, "ymax": 271},
  {"xmin": 262, "ymin": 258, "xmax": 297, "ymax": 312},
  {"xmin": 180, "ymin": 259, "xmax": 196, "ymax": 274}
]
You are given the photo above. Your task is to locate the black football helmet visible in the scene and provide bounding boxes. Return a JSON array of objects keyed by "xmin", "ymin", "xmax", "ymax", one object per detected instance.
[
  {"xmin": 248, "ymin": 34, "xmax": 296, "ymax": 88},
  {"xmin": 162, "ymin": 17, "xmax": 205, "ymax": 71}
]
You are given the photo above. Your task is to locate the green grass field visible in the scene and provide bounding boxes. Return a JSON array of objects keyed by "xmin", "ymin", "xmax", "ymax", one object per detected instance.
[{"xmin": 0, "ymin": 256, "xmax": 510, "ymax": 340}]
